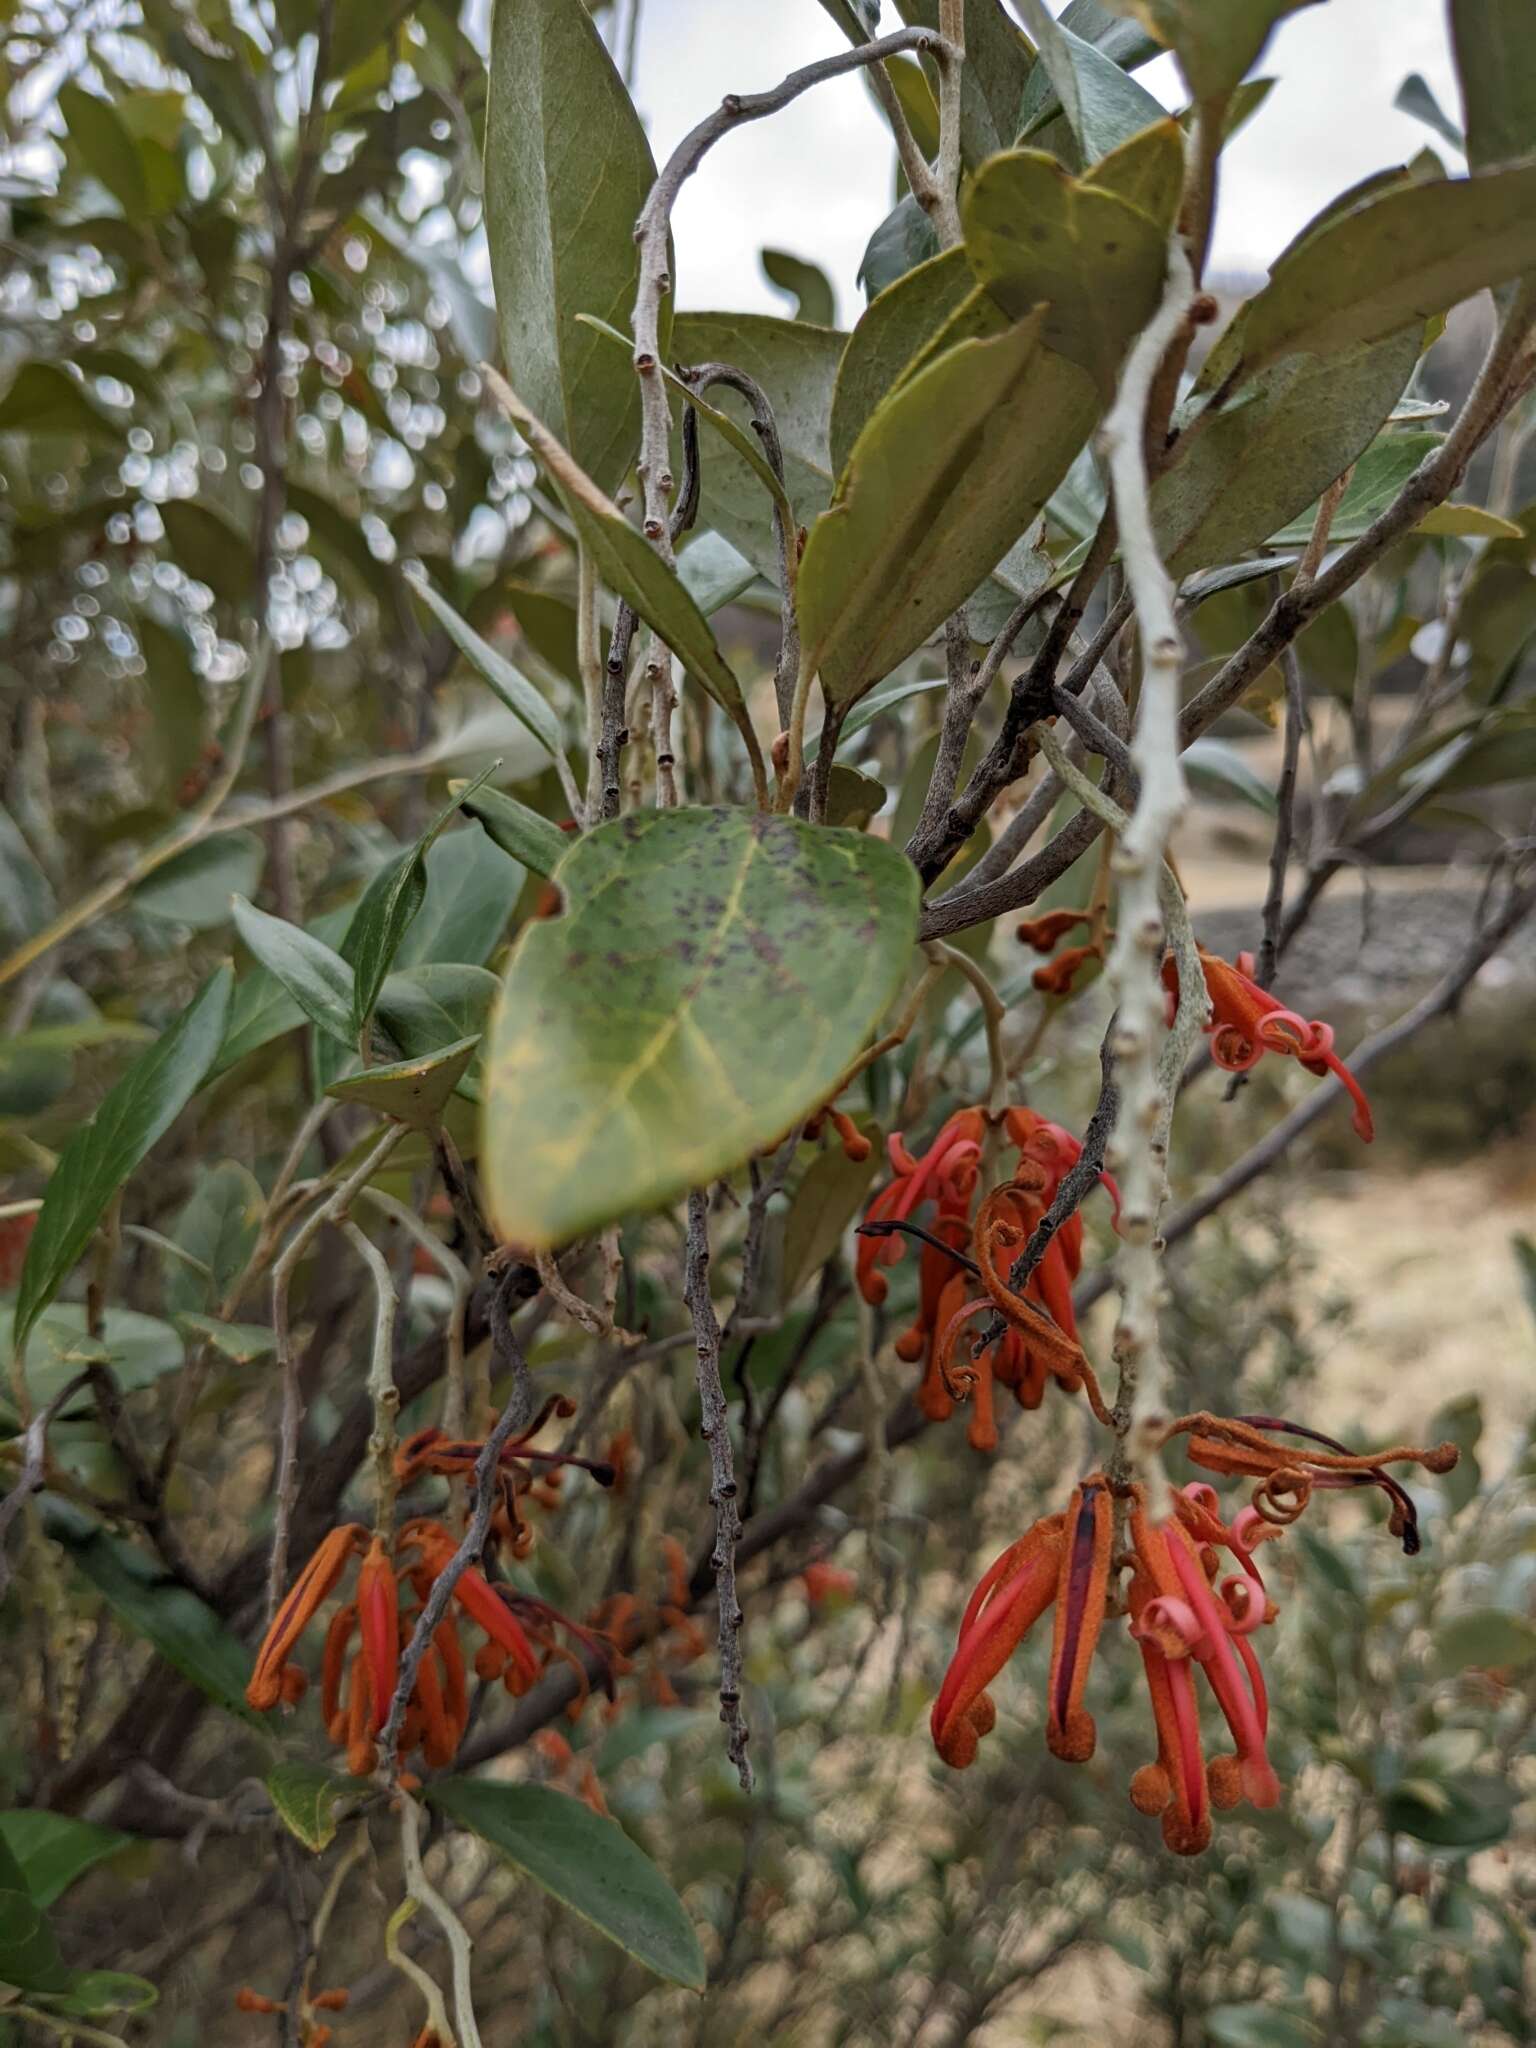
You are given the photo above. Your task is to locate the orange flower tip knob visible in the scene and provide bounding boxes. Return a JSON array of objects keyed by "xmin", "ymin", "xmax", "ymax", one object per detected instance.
[
  {"xmin": 311, "ymin": 1989, "xmax": 350, "ymax": 2012},
  {"xmin": 235, "ymin": 1989, "xmax": 281, "ymax": 2014},
  {"xmin": 827, "ymin": 1108, "xmax": 871, "ymax": 1162}
]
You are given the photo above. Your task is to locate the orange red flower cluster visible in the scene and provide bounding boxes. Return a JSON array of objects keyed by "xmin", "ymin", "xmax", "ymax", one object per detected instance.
[
  {"xmin": 931, "ymin": 1419, "xmax": 1457, "ymax": 1852},
  {"xmin": 855, "ymin": 1104, "xmax": 1118, "ymax": 1450},
  {"xmin": 245, "ymin": 1407, "xmax": 617, "ymax": 1780}
]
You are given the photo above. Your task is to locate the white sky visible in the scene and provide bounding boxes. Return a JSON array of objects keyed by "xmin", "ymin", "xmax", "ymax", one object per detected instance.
[{"xmin": 627, "ymin": 0, "xmax": 1463, "ymax": 327}]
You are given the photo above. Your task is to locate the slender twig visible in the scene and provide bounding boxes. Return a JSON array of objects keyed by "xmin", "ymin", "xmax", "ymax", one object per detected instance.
[
  {"xmin": 398, "ymin": 1789, "xmax": 482, "ymax": 2048},
  {"xmin": 339, "ymin": 1221, "xmax": 401, "ymax": 1535},
  {"xmin": 0, "ymin": 1370, "xmax": 91, "ymax": 1599},
  {"xmin": 934, "ymin": 0, "xmax": 965, "ymax": 245},
  {"xmin": 1296, "ymin": 468, "xmax": 1352, "ymax": 586},
  {"xmin": 922, "ymin": 938, "xmax": 1008, "ymax": 1113},
  {"xmin": 1256, "ymin": 642, "xmax": 1306, "ymax": 988},
  {"xmin": 376, "ymin": 1283, "xmax": 534, "ymax": 1760},
  {"xmin": 684, "ymin": 1190, "xmax": 752, "ymax": 1791},
  {"xmin": 629, "ymin": 27, "xmax": 953, "ymax": 558},
  {"xmin": 360, "ymin": 1189, "xmax": 471, "ymax": 1437},
  {"xmin": 1092, "ymin": 241, "xmax": 1199, "ymax": 1508},
  {"xmin": 266, "ymin": 1125, "xmax": 406, "ymax": 1624}
]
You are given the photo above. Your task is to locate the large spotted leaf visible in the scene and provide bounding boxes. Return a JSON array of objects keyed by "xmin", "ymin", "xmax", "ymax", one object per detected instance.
[{"xmin": 481, "ymin": 808, "xmax": 918, "ymax": 1247}]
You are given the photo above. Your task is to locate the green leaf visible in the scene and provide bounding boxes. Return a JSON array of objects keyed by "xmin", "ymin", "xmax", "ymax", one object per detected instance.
[
  {"xmin": 824, "ymin": 766, "xmax": 887, "ymax": 829},
  {"xmin": 1204, "ymin": 2006, "xmax": 1318, "ymax": 2048},
  {"xmin": 482, "ymin": 808, "xmax": 919, "ymax": 1247},
  {"xmin": 265, "ymin": 1762, "xmax": 356, "ymax": 1854},
  {"xmin": 428, "ymin": 1778, "xmax": 706, "ymax": 1990},
  {"xmin": 781, "ymin": 1137, "xmax": 879, "ymax": 1303},
  {"xmin": 1014, "ymin": 1, "xmax": 1167, "ymax": 161},
  {"xmin": 579, "ymin": 314, "xmax": 795, "ymax": 533},
  {"xmin": 1450, "ymin": 0, "xmax": 1535, "ymax": 170},
  {"xmin": 0, "ymin": 1813, "xmax": 133, "ymax": 1909},
  {"xmin": 800, "ymin": 312, "xmax": 1097, "ymax": 705},
  {"xmin": 492, "ymin": 382, "xmax": 765, "ymax": 790},
  {"xmin": 964, "ymin": 149, "xmax": 1168, "ymax": 396},
  {"xmin": 0, "ymin": 1890, "xmax": 70, "ymax": 1994},
  {"xmin": 0, "ymin": 805, "xmax": 55, "ymax": 946},
  {"xmin": 165, "ymin": 1160, "xmax": 263, "ymax": 1317},
  {"xmin": 0, "ymin": 363, "xmax": 122, "ymax": 445},
  {"xmin": 232, "ymin": 899, "xmax": 354, "ymax": 1048},
  {"xmin": 1153, "ymin": 327, "xmax": 1421, "ymax": 573},
  {"xmin": 1428, "ymin": 1391, "xmax": 1483, "ymax": 1514},
  {"xmin": 377, "ymin": 964, "xmax": 499, "ymax": 1060},
  {"xmin": 1099, "ymin": 0, "xmax": 1319, "ymax": 101},
  {"xmin": 892, "ymin": 0, "xmax": 1033, "ymax": 168},
  {"xmin": 1264, "ymin": 427, "xmax": 1442, "ymax": 544},
  {"xmin": 1, "ymin": 1303, "xmax": 184, "ymax": 1414},
  {"xmin": 484, "ymin": 0, "xmax": 658, "ymax": 492},
  {"xmin": 1395, "ymin": 73, "xmax": 1466, "ymax": 154},
  {"xmin": 327, "ymin": 1036, "xmax": 480, "ymax": 1129},
  {"xmin": 13, "ymin": 968, "xmax": 232, "ymax": 1357},
  {"xmin": 394, "ymin": 826, "xmax": 523, "ymax": 972},
  {"xmin": 760, "ymin": 248, "xmax": 836, "ymax": 326},
  {"xmin": 671, "ymin": 312, "xmax": 844, "ymax": 584},
  {"xmin": 452, "ymin": 782, "xmax": 570, "ymax": 879},
  {"xmin": 830, "ymin": 246, "xmax": 977, "ymax": 480},
  {"xmin": 858, "ymin": 191, "xmax": 941, "ymax": 300},
  {"xmin": 32, "ymin": 1968, "xmax": 158, "ymax": 2018},
  {"xmin": 342, "ymin": 775, "xmax": 495, "ymax": 1037},
  {"xmin": 1416, "ymin": 502, "xmax": 1523, "ymax": 539},
  {"xmin": 174, "ymin": 1314, "xmax": 275, "ymax": 1364},
  {"xmin": 59, "ymin": 83, "xmax": 147, "ymax": 215},
  {"xmin": 1081, "ymin": 114, "xmax": 1186, "ymax": 225},
  {"xmin": 1436, "ymin": 1608, "xmax": 1536, "ymax": 1675},
  {"xmin": 44, "ymin": 1504, "xmax": 262, "ymax": 1725},
  {"xmin": 1182, "ymin": 737, "xmax": 1276, "ymax": 812},
  {"xmin": 1382, "ymin": 1773, "xmax": 1513, "ymax": 1850},
  {"xmin": 132, "ymin": 833, "xmax": 264, "ymax": 930},
  {"xmin": 158, "ymin": 499, "xmax": 250, "ymax": 606},
  {"xmin": 213, "ymin": 905, "xmax": 353, "ymax": 1076},
  {"xmin": 676, "ymin": 530, "xmax": 760, "ymax": 616},
  {"xmin": 405, "ymin": 568, "xmax": 562, "ymax": 760},
  {"xmin": 1227, "ymin": 161, "xmax": 1536, "ymax": 383}
]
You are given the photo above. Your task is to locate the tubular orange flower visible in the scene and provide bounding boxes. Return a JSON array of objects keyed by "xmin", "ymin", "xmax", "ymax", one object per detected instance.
[
  {"xmin": 246, "ymin": 1524, "xmax": 366, "ymax": 1712},
  {"xmin": 931, "ymin": 1476, "xmax": 1287, "ymax": 1857},
  {"xmin": 357, "ymin": 1537, "xmax": 399, "ymax": 1735},
  {"xmin": 858, "ymin": 1105, "xmax": 1118, "ymax": 1450},
  {"xmin": 1163, "ymin": 945, "xmax": 1374, "ymax": 1141}
]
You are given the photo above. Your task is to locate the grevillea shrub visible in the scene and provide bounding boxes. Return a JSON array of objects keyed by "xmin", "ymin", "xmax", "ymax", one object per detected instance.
[{"xmin": 1, "ymin": 0, "xmax": 1534, "ymax": 2042}]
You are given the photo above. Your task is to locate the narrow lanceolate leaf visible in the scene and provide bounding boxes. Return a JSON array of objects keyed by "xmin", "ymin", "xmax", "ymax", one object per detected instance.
[
  {"xmin": 800, "ymin": 313, "xmax": 1098, "ymax": 706},
  {"xmin": 1098, "ymin": 0, "xmax": 1319, "ymax": 101},
  {"xmin": 1014, "ymin": 1, "xmax": 1167, "ymax": 161},
  {"xmin": 482, "ymin": 808, "xmax": 919, "ymax": 1248},
  {"xmin": 1450, "ymin": 0, "xmax": 1536, "ymax": 170},
  {"xmin": 342, "ymin": 770, "xmax": 497, "ymax": 1036},
  {"xmin": 487, "ymin": 377, "xmax": 765, "ymax": 792},
  {"xmin": 484, "ymin": 0, "xmax": 659, "ymax": 492},
  {"xmin": 428, "ymin": 1778, "xmax": 707, "ymax": 1990},
  {"xmin": 891, "ymin": 0, "xmax": 1032, "ymax": 168},
  {"xmin": 232, "ymin": 898, "xmax": 354, "ymax": 1048},
  {"xmin": 405, "ymin": 567, "xmax": 563, "ymax": 759},
  {"xmin": 43, "ymin": 1504, "xmax": 261, "ymax": 1725},
  {"xmin": 452, "ymin": 780, "xmax": 570, "ymax": 878},
  {"xmin": 1225, "ymin": 161, "xmax": 1536, "ymax": 383},
  {"xmin": 670, "ymin": 312, "xmax": 844, "ymax": 584},
  {"xmin": 0, "ymin": 1813, "xmax": 133, "ymax": 1910},
  {"xmin": 1152, "ymin": 326, "xmax": 1421, "ymax": 573},
  {"xmin": 13, "ymin": 968, "xmax": 232, "ymax": 1357},
  {"xmin": 830, "ymin": 247, "xmax": 976, "ymax": 479},
  {"xmin": 326, "ymin": 1037, "xmax": 480, "ymax": 1129},
  {"xmin": 964, "ymin": 150, "xmax": 1167, "ymax": 397}
]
